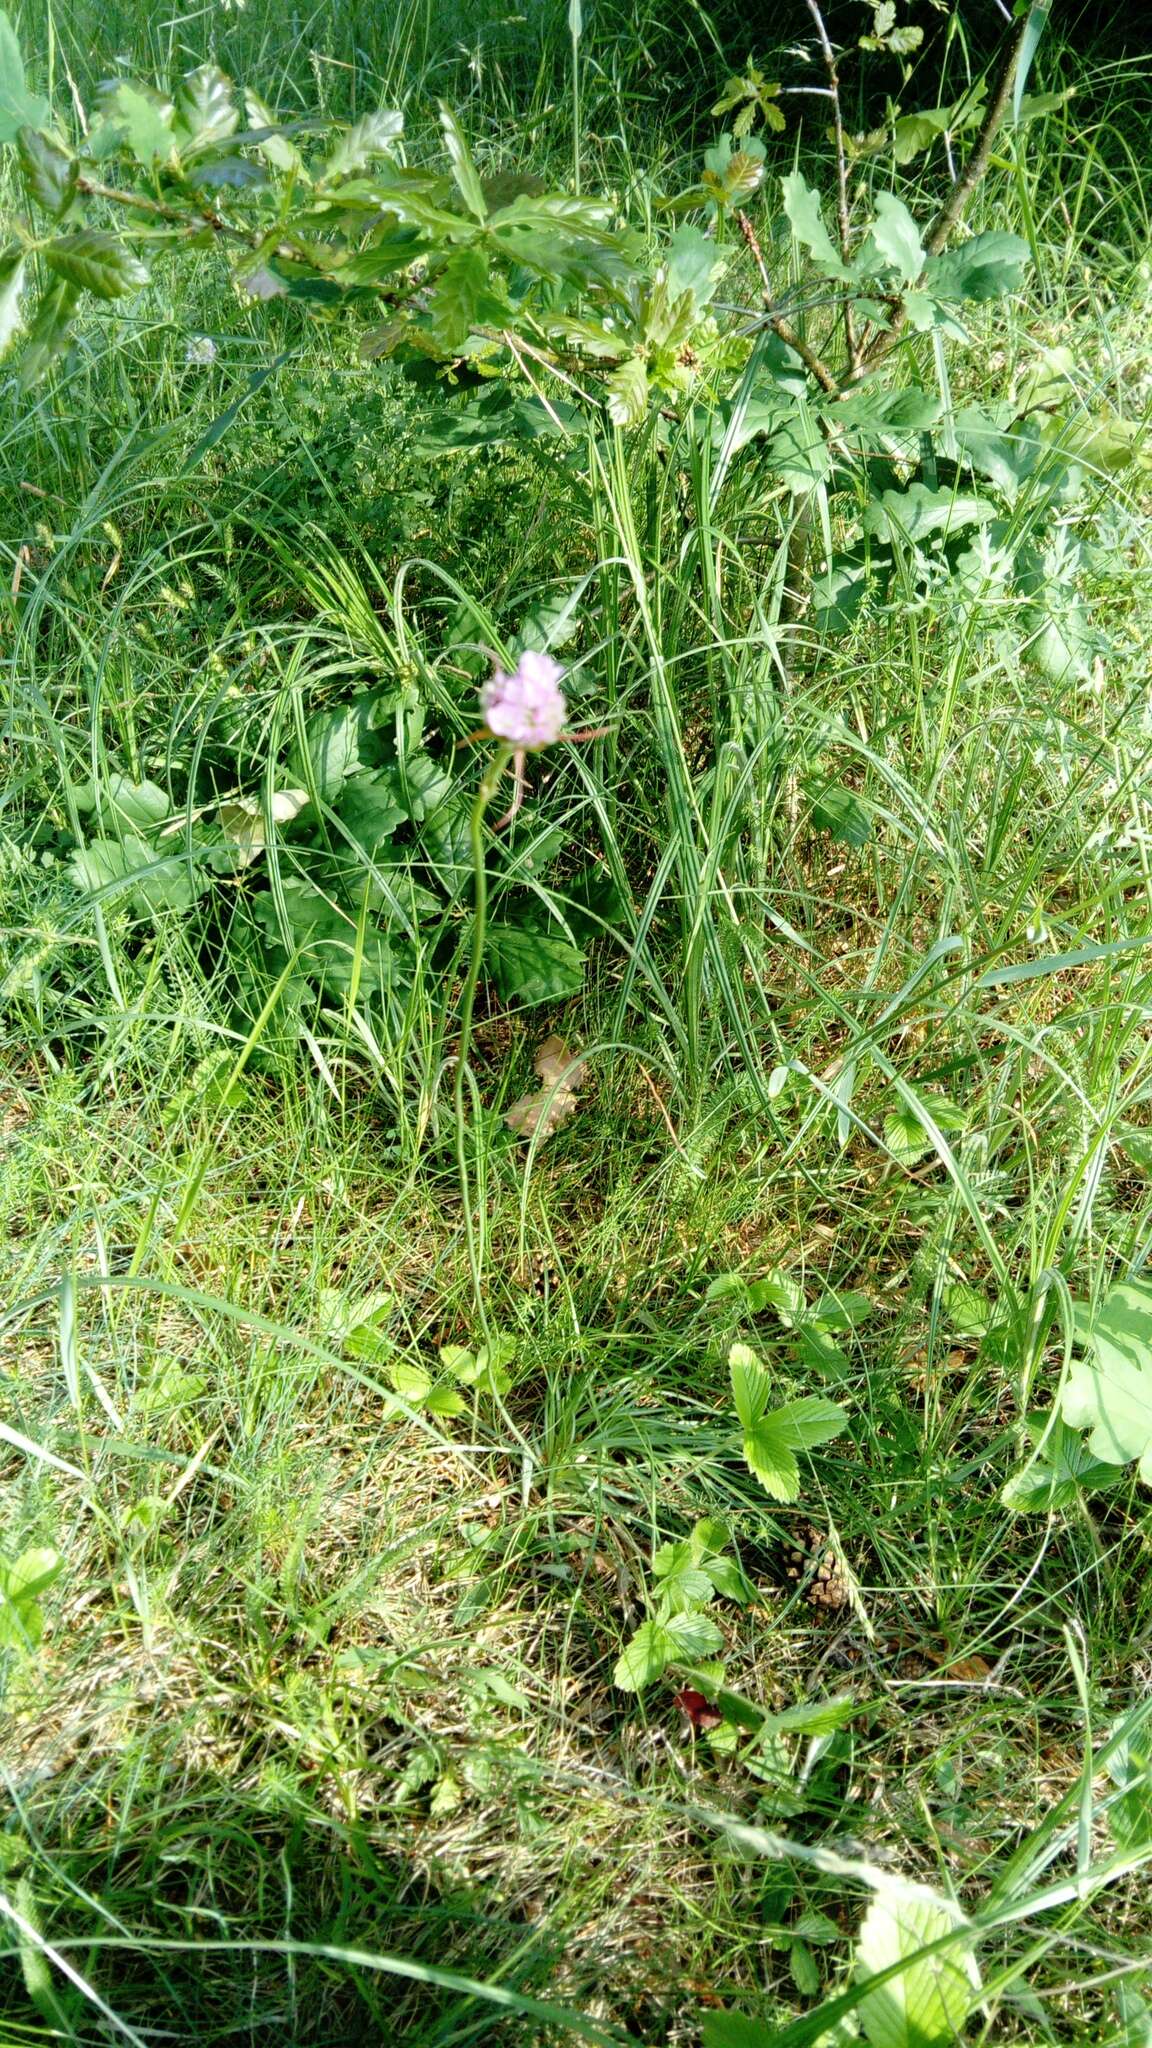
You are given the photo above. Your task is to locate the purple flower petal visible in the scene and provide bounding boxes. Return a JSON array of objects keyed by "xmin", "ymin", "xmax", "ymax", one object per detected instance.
[{"xmin": 480, "ymin": 651, "xmax": 567, "ymax": 750}]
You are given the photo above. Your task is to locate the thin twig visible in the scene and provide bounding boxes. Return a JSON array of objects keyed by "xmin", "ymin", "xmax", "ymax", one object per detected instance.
[
  {"xmin": 75, "ymin": 176, "xmax": 250, "ymax": 245},
  {"xmin": 857, "ymin": 8, "xmax": 1034, "ymax": 376},
  {"xmin": 804, "ymin": 0, "xmax": 857, "ymax": 372},
  {"xmin": 736, "ymin": 210, "xmax": 839, "ymax": 395}
]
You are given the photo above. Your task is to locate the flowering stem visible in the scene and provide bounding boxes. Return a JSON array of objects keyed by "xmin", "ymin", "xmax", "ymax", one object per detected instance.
[{"xmin": 453, "ymin": 745, "xmax": 512, "ymax": 1328}]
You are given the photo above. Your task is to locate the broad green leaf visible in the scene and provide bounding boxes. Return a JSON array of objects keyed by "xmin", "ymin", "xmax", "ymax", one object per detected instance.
[
  {"xmin": 809, "ymin": 784, "xmax": 872, "ymax": 847},
  {"xmin": 945, "ymin": 1282, "xmax": 987, "ymax": 1337},
  {"xmin": 173, "ymin": 62, "xmax": 238, "ymax": 148},
  {"xmin": 19, "ymin": 275, "xmax": 77, "ymax": 385},
  {"xmin": 691, "ymin": 1517, "xmax": 731, "ymax": 1558},
  {"xmin": 812, "ymin": 554, "xmax": 871, "ymax": 634},
  {"xmin": 701, "ymin": 2015, "xmax": 776, "ymax": 2048},
  {"xmin": 74, "ymin": 774, "xmax": 169, "ymax": 829},
  {"xmin": 488, "ymin": 189, "xmax": 616, "ymax": 242},
  {"xmin": 1003, "ymin": 1415, "xmax": 1122, "ymax": 1512},
  {"xmin": 337, "ymin": 771, "xmax": 408, "ymax": 855},
  {"xmin": 605, "ymin": 356, "xmax": 649, "ymax": 427},
  {"xmin": 0, "ymin": 11, "xmax": 51, "ymax": 141},
  {"xmin": 883, "ymin": 1106, "xmax": 931, "ymax": 1165},
  {"xmin": 17, "ymin": 125, "xmax": 75, "ymax": 214},
  {"xmin": 386, "ymin": 1360, "xmax": 432, "ymax": 1400},
  {"xmin": 1061, "ymin": 1279, "xmax": 1152, "ymax": 1481},
  {"xmin": 831, "ymin": 384, "xmax": 940, "ymax": 441},
  {"xmin": 486, "ymin": 926, "xmax": 584, "ymax": 1005},
  {"xmin": 863, "ymin": 483, "xmax": 996, "ymax": 544},
  {"xmin": 745, "ymin": 1270, "xmax": 805, "ymax": 1320},
  {"xmin": 290, "ymin": 697, "xmax": 384, "ymax": 801},
  {"xmin": 0, "ymin": 244, "xmax": 25, "ymax": 357},
  {"xmin": 729, "ymin": 1342, "xmax": 772, "ymax": 1432},
  {"xmin": 323, "ymin": 106, "xmax": 402, "ymax": 180},
  {"xmin": 781, "ymin": 171, "xmax": 852, "ymax": 280},
  {"xmin": 614, "ymin": 1619, "xmax": 673, "ymax": 1690},
  {"xmin": 869, "ymin": 193, "xmax": 925, "ymax": 285},
  {"xmin": 70, "ymin": 835, "xmax": 202, "ymax": 917},
  {"xmin": 855, "ymin": 1882, "xmax": 979, "ymax": 2048},
  {"xmin": 768, "ymin": 410, "xmax": 832, "ymax": 493},
  {"xmin": 439, "ymin": 102, "xmax": 487, "ymax": 220},
  {"xmin": 425, "ymin": 1385, "xmax": 467, "ymax": 1417},
  {"xmin": 44, "ymin": 230, "xmax": 148, "ymax": 299},
  {"xmin": 923, "ymin": 232, "xmax": 1030, "ymax": 304},
  {"xmin": 664, "ymin": 223, "xmax": 726, "ymax": 309},
  {"xmin": 702, "ymin": 1553, "xmax": 754, "ymax": 1602},
  {"xmin": 3, "ymin": 1547, "xmax": 63, "ymax": 1603},
  {"xmin": 1105, "ymin": 1713, "xmax": 1152, "ymax": 1853},
  {"xmin": 109, "ymin": 83, "xmax": 176, "ymax": 165},
  {"xmin": 651, "ymin": 1542, "xmax": 715, "ymax": 1612}
]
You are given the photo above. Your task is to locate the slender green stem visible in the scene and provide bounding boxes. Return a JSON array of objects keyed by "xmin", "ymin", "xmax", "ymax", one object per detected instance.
[{"xmin": 453, "ymin": 745, "xmax": 512, "ymax": 1332}]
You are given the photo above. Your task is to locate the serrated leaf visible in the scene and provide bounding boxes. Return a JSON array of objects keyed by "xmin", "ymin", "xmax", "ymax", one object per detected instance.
[
  {"xmin": 0, "ymin": 244, "xmax": 25, "ymax": 356},
  {"xmin": 742, "ymin": 1418, "xmax": 800, "ymax": 1500},
  {"xmin": 870, "ymin": 192, "xmax": 925, "ymax": 285},
  {"xmin": 729, "ymin": 1342, "xmax": 772, "ymax": 1432},
  {"xmin": 387, "ymin": 1360, "xmax": 433, "ymax": 1400},
  {"xmin": 323, "ymin": 106, "xmax": 403, "ymax": 181},
  {"xmin": 614, "ymin": 1618, "xmax": 673, "ymax": 1690},
  {"xmin": 884, "ymin": 1105, "xmax": 932, "ymax": 1164},
  {"xmin": 781, "ymin": 171, "xmax": 853, "ymax": 280},
  {"xmin": 771, "ymin": 1396, "xmax": 848, "ymax": 1450},
  {"xmin": 17, "ymin": 125, "xmax": 75, "ymax": 215},
  {"xmin": 173, "ymin": 62, "xmax": 238, "ymax": 148},
  {"xmin": 0, "ymin": 11, "xmax": 51, "ymax": 142},
  {"xmin": 18, "ymin": 275, "xmax": 77, "ymax": 385},
  {"xmin": 44, "ymin": 230, "xmax": 148, "ymax": 299},
  {"xmin": 439, "ymin": 102, "xmax": 487, "ymax": 220},
  {"xmin": 1060, "ymin": 1278, "xmax": 1152, "ymax": 1481},
  {"xmin": 855, "ymin": 1881, "xmax": 979, "ymax": 2048},
  {"xmin": 702, "ymin": 1554, "xmax": 754, "ymax": 1602},
  {"xmin": 664, "ymin": 1608, "xmax": 725, "ymax": 1659},
  {"xmin": 486, "ymin": 925, "xmax": 584, "ymax": 1005},
  {"xmin": 605, "ymin": 355, "xmax": 649, "ymax": 427}
]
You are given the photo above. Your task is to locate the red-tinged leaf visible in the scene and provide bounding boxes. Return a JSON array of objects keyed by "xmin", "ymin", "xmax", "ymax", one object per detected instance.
[{"xmin": 674, "ymin": 1687, "xmax": 724, "ymax": 1733}]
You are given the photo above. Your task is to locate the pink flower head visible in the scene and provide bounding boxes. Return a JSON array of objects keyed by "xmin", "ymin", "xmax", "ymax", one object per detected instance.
[{"xmin": 480, "ymin": 650, "xmax": 567, "ymax": 751}]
